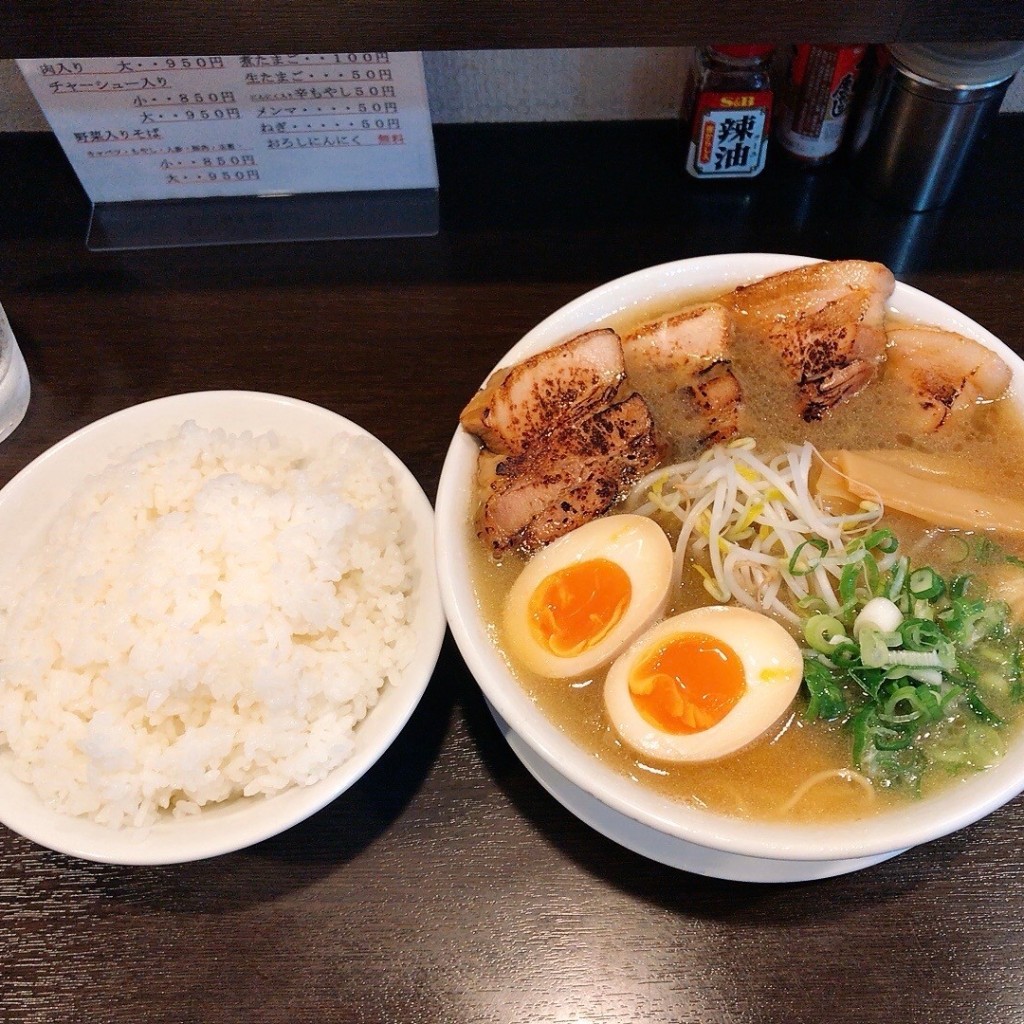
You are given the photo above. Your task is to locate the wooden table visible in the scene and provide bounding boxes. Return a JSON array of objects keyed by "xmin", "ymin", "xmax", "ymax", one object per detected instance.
[{"xmin": 2, "ymin": 120, "xmax": 1024, "ymax": 1024}]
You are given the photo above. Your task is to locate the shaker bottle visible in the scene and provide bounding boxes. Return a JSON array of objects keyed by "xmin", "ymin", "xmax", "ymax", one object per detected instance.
[{"xmin": 851, "ymin": 42, "xmax": 1024, "ymax": 211}]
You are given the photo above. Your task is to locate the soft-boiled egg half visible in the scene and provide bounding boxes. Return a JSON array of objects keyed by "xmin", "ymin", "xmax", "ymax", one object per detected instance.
[
  {"xmin": 504, "ymin": 514, "xmax": 673, "ymax": 679},
  {"xmin": 604, "ymin": 605, "xmax": 803, "ymax": 762}
]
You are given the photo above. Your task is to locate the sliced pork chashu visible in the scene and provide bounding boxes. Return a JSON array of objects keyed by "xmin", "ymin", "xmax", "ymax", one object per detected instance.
[
  {"xmin": 727, "ymin": 260, "xmax": 895, "ymax": 422},
  {"xmin": 885, "ymin": 326, "xmax": 1012, "ymax": 432},
  {"xmin": 623, "ymin": 302, "xmax": 742, "ymax": 448},
  {"xmin": 475, "ymin": 393, "xmax": 663, "ymax": 555},
  {"xmin": 459, "ymin": 328, "xmax": 624, "ymax": 455}
]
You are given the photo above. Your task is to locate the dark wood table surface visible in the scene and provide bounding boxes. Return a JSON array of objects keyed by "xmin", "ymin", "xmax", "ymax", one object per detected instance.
[{"xmin": 2, "ymin": 119, "xmax": 1024, "ymax": 1024}]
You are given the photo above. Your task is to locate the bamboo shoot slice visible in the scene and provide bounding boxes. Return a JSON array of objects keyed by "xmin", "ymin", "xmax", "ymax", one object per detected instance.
[{"xmin": 817, "ymin": 449, "xmax": 1024, "ymax": 537}]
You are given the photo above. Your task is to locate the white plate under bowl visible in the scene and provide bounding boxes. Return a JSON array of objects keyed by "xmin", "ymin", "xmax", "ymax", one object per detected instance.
[
  {"xmin": 491, "ymin": 704, "xmax": 900, "ymax": 882},
  {"xmin": 437, "ymin": 253, "xmax": 1024, "ymax": 881},
  {"xmin": 0, "ymin": 391, "xmax": 446, "ymax": 865}
]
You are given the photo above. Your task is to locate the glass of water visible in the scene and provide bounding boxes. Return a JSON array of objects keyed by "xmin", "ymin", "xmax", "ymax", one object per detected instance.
[{"xmin": 0, "ymin": 301, "xmax": 30, "ymax": 444}]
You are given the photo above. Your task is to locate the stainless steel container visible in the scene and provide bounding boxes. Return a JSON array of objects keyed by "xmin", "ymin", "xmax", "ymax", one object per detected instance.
[{"xmin": 851, "ymin": 43, "xmax": 1024, "ymax": 211}]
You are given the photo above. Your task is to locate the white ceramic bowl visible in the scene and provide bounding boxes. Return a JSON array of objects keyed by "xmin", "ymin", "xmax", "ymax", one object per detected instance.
[
  {"xmin": 0, "ymin": 391, "xmax": 445, "ymax": 864},
  {"xmin": 437, "ymin": 253, "xmax": 1024, "ymax": 881}
]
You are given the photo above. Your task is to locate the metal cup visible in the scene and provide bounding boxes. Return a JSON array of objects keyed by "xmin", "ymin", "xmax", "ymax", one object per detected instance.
[
  {"xmin": 0, "ymin": 302, "xmax": 30, "ymax": 444},
  {"xmin": 851, "ymin": 43, "xmax": 1024, "ymax": 211}
]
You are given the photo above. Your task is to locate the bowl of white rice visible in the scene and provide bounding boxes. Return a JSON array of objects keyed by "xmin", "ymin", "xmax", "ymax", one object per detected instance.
[{"xmin": 0, "ymin": 391, "xmax": 445, "ymax": 864}]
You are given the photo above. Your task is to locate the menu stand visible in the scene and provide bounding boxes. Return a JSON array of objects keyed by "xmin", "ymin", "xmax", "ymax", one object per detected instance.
[{"xmin": 86, "ymin": 187, "xmax": 440, "ymax": 250}]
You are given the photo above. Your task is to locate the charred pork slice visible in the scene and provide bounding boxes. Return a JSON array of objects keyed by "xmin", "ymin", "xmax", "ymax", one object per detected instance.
[
  {"xmin": 727, "ymin": 260, "xmax": 895, "ymax": 421},
  {"xmin": 459, "ymin": 328, "xmax": 625, "ymax": 455},
  {"xmin": 886, "ymin": 326, "xmax": 1012, "ymax": 432},
  {"xmin": 476, "ymin": 393, "xmax": 663, "ymax": 555},
  {"xmin": 623, "ymin": 302, "xmax": 742, "ymax": 446}
]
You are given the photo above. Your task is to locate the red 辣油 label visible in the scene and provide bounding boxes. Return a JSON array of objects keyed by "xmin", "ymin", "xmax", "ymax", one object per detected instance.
[{"xmin": 686, "ymin": 90, "xmax": 773, "ymax": 178}]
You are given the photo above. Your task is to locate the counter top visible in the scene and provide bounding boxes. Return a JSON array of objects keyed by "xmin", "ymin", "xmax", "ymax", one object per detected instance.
[{"xmin": 2, "ymin": 119, "xmax": 1024, "ymax": 1024}]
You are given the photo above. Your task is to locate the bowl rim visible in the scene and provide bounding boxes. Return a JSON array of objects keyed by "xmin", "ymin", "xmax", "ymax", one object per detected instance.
[
  {"xmin": 0, "ymin": 390, "xmax": 446, "ymax": 864},
  {"xmin": 436, "ymin": 252, "xmax": 1024, "ymax": 863}
]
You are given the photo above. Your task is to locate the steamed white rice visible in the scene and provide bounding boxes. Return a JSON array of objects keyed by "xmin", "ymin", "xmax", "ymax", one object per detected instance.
[{"xmin": 0, "ymin": 421, "xmax": 416, "ymax": 828}]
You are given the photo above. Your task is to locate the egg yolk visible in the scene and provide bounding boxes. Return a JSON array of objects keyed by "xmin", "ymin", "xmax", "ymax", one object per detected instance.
[
  {"xmin": 528, "ymin": 558, "xmax": 631, "ymax": 658},
  {"xmin": 628, "ymin": 632, "xmax": 746, "ymax": 734}
]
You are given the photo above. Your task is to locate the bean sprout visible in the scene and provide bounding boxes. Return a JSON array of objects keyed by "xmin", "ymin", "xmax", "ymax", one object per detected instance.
[{"xmin": 627, "ymin": 438, "xmax": 892, "ymax": 624}]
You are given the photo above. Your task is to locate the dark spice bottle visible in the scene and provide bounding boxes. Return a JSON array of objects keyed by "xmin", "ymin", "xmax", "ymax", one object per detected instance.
[
  {"xmin": 775, "ymin": 45, "xmax": 867, "ymax": 165},
  {"xmin": 682, "ymin": 45, "xmax": 775, "ymax": 179}
]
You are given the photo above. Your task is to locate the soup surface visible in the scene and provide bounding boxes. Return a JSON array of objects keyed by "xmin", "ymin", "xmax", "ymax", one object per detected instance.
[{"xmin": 469, "ymin": 279, "xmax": 1024, "ymax": 824}]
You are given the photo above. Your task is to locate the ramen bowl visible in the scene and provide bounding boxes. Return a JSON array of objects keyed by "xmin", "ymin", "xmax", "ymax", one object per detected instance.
[{"xmin": 436, "ymin": 253, "xmax": 1024, "ymax": 882}]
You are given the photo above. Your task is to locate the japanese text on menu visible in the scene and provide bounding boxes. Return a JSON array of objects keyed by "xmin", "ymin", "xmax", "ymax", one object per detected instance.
[{"xmin": 17, "ymin": 53, "xmax": 438, "ymax": 203}]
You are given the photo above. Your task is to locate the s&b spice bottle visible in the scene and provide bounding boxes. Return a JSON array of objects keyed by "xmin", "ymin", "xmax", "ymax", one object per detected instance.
[
  {"xmin": 776, "ymin": 45, "xmax": 867, "ymax": 165},
  {"xmin": 682, "ymin": 45, "xmax": 775, "ymax": 179}
]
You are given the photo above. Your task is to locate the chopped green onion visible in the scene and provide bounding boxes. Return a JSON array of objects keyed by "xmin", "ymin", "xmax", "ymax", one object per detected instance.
[
  {"xmin": 864, "ymin": 528, "xmax": 899, "ymax": 554},
  {"xmin": 885, "ymin": 556, "xmax": 909, "ymax": 602},
  {"xmin": 838, "ymin": 561, "xmax": 858, "ymax": 606},
  {"xmin": 939, "ymin": 684, "xmax": 964, "ymax": 710},
  {"xmin": 886, "ymin": 650, "xmax": 943, "ymax": 669},
  {"xmin": 899, "ymin": 619, "xmax": 943, "ymax": 652},
  {"xmin": 977, "ymin": 668, "xmax": 1012, "ymax": 702},
  {"xmin": 803, "ymin": 658, "xmax": 846, "ymax": 721},
  {"xmin": 881, "ymin": 685, "xmax": 928, "ymax": 724},
  {"xmin": 797, "ymin": 541, "xmax": 1024, "ymax": 792},
  {"xmin": 859, "ymin": 627, "xmax": 892, "ymax": 668},
  {"xmin": 973, "ymin": 535, "xmax": 1001, "ymax": 564},
  {"xmin": 938, "ymin": 534, "xmax": 971, "ymax": 564},
  {"xmin": 864, "ymin": 554, "xmax": 881, "ymax": 597},
  {"xmin": 788, "ymin": 537, "xmax": 829, "ymax": 577},
  {"xmin": 909, "ymin": 567, "xmax": 944, "ymax": 601},
  {"xmin": 847, "ymin": 664, "xmax": 887, "ymax": 700},
  {"xmin": 967, "ymin": 723, "xmax": 1005, "ymax": 769},
  {"xmin": 912, "ymin": 684, "xmax": 942, "ymax": 721},
  {"xmin": 1010, "ymin": 646, "xmax": 1024, "ymax": 702},
  {"xmin": 851, "ymin": 705, "xmax": 875, "ymax": 767},
  {"xmin": 885, "ymin": 665, "xmax": 944, "ymax": 687},
  {"xmin": 873, "ymin": 722, "xmax": 916, "ymax": 751},
  {"xmin": 830, "ymin": 641, "xmax": 861, "ymax": 666},
  {"xmin": 804, "ymin": 614, "xmax": 848, "ymax": 654},
  {"xmin": 966, "ymin": 689, "xmax": 1004, "ymax": 726}
]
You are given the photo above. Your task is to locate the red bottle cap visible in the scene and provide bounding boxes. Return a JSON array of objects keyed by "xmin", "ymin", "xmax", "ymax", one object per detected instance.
[{"xmin": 711, "ymin": 45, "xmax": 776, "ymax": 59}]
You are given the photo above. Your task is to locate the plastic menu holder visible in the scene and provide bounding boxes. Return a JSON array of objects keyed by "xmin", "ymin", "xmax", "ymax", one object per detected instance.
[{"xmin": 86, "ymin": 188, "xmax": 439, "ymax": 251}]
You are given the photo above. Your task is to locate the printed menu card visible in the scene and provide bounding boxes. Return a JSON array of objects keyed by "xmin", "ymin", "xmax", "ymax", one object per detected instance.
[{"xmin": 18, "ymin": 52, "xmax": 438, "ymax": 203}]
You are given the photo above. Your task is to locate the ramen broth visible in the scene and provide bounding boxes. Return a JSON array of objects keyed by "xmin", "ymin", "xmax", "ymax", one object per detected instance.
[{"xmin": 470, "ymin": 288, "xmax": 1024, "ymax": 823}]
